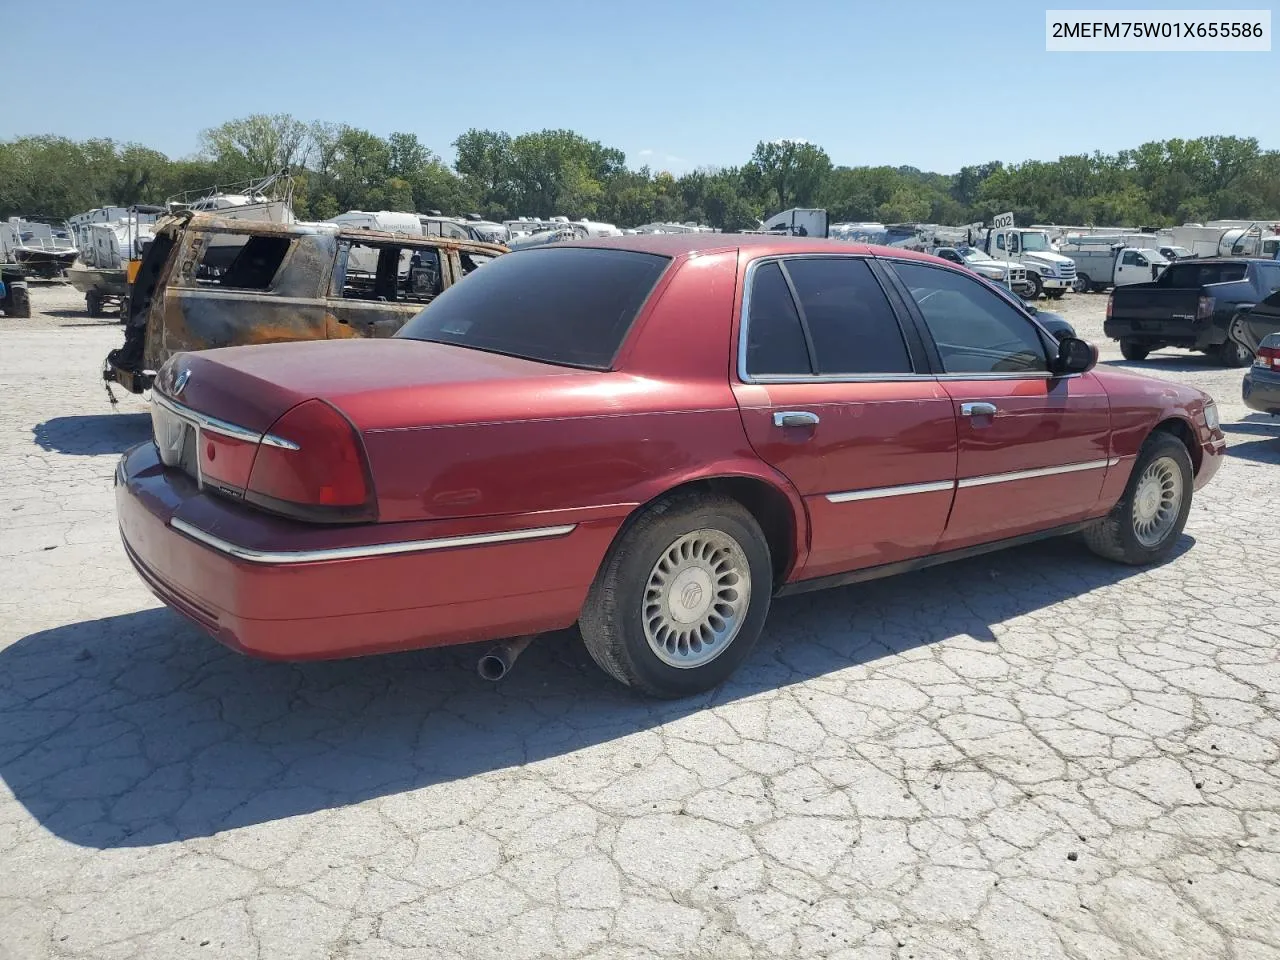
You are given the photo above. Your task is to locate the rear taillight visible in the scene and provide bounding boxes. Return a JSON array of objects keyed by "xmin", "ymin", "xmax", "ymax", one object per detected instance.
[
  {"xmin": 1257, "ymin": 344, "xmax": 1280, "ymax": 370},
  {"xmin": 1196, "ymin": 295, "xmax": 1215, "ymax": 321},
  {"xmin": 245, "ymin": 400, "xmax": 376, "ymax": 523},
  {"xmin": 1105, "ymin": 294, "xmax": 1113, "ymax": 319}
]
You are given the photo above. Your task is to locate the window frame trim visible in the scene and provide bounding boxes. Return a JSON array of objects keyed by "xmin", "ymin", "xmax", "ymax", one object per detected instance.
[
  {"xmin": 736, "ymin": 253, "xmax": 928, "ymax": 384},
  {"xmin": 878, "ymin": 256, "xmax": 1065, "ymax": 381}
]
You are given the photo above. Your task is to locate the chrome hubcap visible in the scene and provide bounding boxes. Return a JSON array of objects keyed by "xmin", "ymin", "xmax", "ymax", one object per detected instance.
[
  {"xmin": 1132, "ymin": 456, "xmax": 1183, "ymax": 547},
  {"xmin": 643, "ymin": 530, "xmax": 751, "ymax": 669}
]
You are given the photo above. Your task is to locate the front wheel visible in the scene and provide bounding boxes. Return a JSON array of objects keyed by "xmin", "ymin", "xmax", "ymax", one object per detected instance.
[
  {"xmin": 579, "ymin": 492, "xmax": 773, "ymax": 698},
  {"xmin": 1216, "ymin": 337, "xmax": 1252, "ymax": 368},
  {"xmin": 1024, "ymin": 273, "xmax": 1043, "ymax": 300},
  {"xmin": 1082, "ymin": 432, "xmax": 1193, "ymax": 565}
]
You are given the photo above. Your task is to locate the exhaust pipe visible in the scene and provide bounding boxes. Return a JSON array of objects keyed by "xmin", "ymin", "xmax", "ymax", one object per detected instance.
[{"xmin": 477, "ymin": 635, "xmax": 536, "ymax": 682}]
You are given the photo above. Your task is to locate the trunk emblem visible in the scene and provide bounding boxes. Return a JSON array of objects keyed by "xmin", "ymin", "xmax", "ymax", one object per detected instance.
[{"xmin": 173, "ymin": 368, "xmax": 191, "ymax": 395}]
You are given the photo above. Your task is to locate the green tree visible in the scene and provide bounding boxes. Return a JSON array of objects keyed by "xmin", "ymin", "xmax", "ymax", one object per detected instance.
[{"xmin": 744, "ymin": 139, "xmax": 832, "ymax": 211}]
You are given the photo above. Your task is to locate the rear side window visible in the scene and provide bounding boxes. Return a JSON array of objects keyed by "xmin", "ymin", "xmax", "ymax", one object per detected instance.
[
  {"xmin": 396, "ymin": 247, "xmax": 668, "ymax": 369},
  {"xmin": 193, "ymin": 234, "xmax": 291, "ymax": 289},
  {"xmin": 744, "ymin": 262, "xmax": 812, "ymax": 376},
  {"xmin": 1163, "ymin": 262, "xmax": 1248, "ymax": 286},
  {"xmin": 784, "ymin": 258, "xmax": 912, "ymax": 374}
]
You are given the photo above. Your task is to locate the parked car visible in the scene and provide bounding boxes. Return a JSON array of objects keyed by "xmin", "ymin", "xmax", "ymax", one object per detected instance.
[
  {"xmin": 1105, "ymin": 258, "xmax": 1280, "ymax": 366},
  {"xmin": 115, "ymin": 236, "xmax": 1225, "ymax": 698},
  {"xmin": 1242, "ymin": 332, "xmax": 1280, "ymax": 416},
  {"xmin": 104, "ymin": 212, "xmax": 507, "ymax": 394},
  {"xmin": 932, "ymin": 246, "xmax": 1031, "ymax": 296},
  {"xmin": 1159, "ymin": 245, "xmax": 1193, "ymax": 262}
]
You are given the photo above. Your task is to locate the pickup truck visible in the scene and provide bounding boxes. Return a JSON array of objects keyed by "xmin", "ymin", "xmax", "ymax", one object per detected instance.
[
  {"xmin": 1059, "ymin": 243, "xmax": 1168, "ymax": 293},
  {"xmin": 1105, "ymin": 258, "xmax": 1280, "ymax": 367}
]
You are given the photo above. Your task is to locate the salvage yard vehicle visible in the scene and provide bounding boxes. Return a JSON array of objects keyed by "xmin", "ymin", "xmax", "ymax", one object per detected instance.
[
  {"xmin": 932, "ymin": 246, "xmax": 1031, "ymax": 296},
  {"xmin": 1059, "ymin": 241, "xmax": 1169, "ymax": 293},
  {"xmin": 1243, "ymin": 333, "xmax": 1280, "ymax": 416},
  {"xmin": 115, "ymin": 235, "xmax": 1225, "ymax": 699},
  {"xmin": 1105, "ymin": 258, "xmax": 1280, "ymax": 366},
  {"xmin": 104, "ymin": 212, "xmax": 507, "ymax": 394},
  {"xmin": 977, "ymin": 225, "xmax": 1077, "ymax": 299}
]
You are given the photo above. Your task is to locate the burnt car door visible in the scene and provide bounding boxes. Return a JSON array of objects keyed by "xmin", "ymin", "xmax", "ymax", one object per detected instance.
[
  {"xmin": 325, "ymin": 239, "xmax": 447, "ymax": 339},
  {"xmin": 149, "ymin": 226, "xmax": 327, "ymax": 363},
  {"xmin": 731, "ymin": 254, "xmax": 959, "ymax": 581}
]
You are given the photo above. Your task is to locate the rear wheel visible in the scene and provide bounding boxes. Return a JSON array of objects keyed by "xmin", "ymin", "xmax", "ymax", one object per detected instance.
[
  {"xmin": 1120, "ymin": 339, "xmax": 1150, "ymax": 362},
  {"xmin": 579, "ymin": 492, "xmax": 773, "ymax": 698},
  {"xmin": 1216, "ymin": 336, "xmax": 1252, "ymax": 368},
  {"xmin": 86, "ymin": 290, "xmax": 103, "ymax": 317},
  {"xmin": 1082, "ymin": 432, "xmax": 1193, "ymax": 565},
  {"xmin": 1073, "ymin": 273, "xmax": 1092, "ymax": 294}
]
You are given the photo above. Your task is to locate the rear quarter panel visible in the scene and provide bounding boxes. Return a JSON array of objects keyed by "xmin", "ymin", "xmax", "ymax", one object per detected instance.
[{"xmin": 360, "ymin": 250, "xmax": 808, "ymax": 572}]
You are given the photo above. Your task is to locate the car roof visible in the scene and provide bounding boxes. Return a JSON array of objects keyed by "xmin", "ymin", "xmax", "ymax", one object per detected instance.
[{"xmin": 552, "ymin": 232, "xmax": 950, "ymax": 265}]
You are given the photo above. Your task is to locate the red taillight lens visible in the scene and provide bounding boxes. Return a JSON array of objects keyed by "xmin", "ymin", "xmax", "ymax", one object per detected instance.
[
  {"xmin": 1258, "ymin": 345, "xmax": 1280, "ymax": 370},
  {"xmin": 1105, "ymin": 294, "xmax": 1113, "ymax": 319},
  {"xmin": 245, "ymin": 400, "xmax": 375, "ymax": 522},
  {"xmin": 1196, "ymin": 295, "xmax": 1215, "ymax": 320}
]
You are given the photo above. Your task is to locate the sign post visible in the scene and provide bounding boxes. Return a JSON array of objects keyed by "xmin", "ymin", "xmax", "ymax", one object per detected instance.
[{"xmin": 993, "ymin": 211, "xmax": 1016, "ymax": 293}]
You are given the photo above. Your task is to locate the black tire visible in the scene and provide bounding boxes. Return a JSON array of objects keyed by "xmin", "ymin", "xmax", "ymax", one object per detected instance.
[
  {"xmin": 1025, "ymin": 273, "xmax": 1043, "ymax": 300},
  {"xmin": 6, "ymin": 285, "xmax": 30, "ymax": 319},
  {"xmin": 86, "ymin": 290, "xmax": 103, "ymax": 317},
  {"xmin": 579, "ymin": 492, "xmax": 773, "ymax": 698},
  {"xmin": 1216, "ymin": 336, "xmax": 1252, "ymax": 368},
  {"xmin": 1046, "ymin": 288, "xmax": 1065, "ymax": 300},
  {"xmin": 1082, "ymin": 432, "xmax": 1193, "ymax": 565},
  {"xmin": 1073, "ymin": 274, "xmax": 1092, "ymax": 294},
  {"xmin": 1120, "ymin": 339, "xmax": 1150, "ymax": 362}
]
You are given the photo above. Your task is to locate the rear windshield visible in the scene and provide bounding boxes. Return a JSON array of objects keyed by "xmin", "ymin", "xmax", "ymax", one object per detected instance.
[
  {"xmin": 396, "ymin": 247, "xmax": 670, "ymax": 368},
  {"xmin": 1162, "ymin": 262, "xmax": 1247, "ymax": 286}
]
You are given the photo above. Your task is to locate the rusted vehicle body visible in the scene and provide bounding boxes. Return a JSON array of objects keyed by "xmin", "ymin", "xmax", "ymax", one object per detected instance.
[
  {"xmin": 104, "ymin": 212, "xmax": 506, "ymax": 394},
  {"xmin": 115, "ymin": 235, "xmax": 1225, "ymax": 699}
]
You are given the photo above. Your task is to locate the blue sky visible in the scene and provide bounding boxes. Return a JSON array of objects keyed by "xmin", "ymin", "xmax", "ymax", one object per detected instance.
[{"xmin": 3, "ymin": 0, "xmax": 1275, "ymax": 174}]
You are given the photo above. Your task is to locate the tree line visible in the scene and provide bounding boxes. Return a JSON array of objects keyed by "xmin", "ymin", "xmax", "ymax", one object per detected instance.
[{"xmin": 2, "ymin": 114, "xmax": 1278, "ymax": 231}]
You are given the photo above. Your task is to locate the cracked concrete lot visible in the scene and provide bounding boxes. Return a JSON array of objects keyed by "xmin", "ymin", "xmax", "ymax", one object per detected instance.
[{"xmin": 2, "ymin": 284, "xmax": 1279, "ymax": 960}]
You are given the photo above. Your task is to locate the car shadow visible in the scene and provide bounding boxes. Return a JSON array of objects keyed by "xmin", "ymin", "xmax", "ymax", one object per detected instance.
[
  {"xmin": 32, "ymin": 413, "xmax": 151, "ymax": 456},
  {"xmin": 0, "ymin": 533, "xmax": 1192, "ymax": 849}
]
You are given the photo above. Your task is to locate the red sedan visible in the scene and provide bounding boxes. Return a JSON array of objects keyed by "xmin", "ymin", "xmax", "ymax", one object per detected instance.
[{"xmin": 116, "ymin": 235, "xmax": 1225, "ymax": 698}]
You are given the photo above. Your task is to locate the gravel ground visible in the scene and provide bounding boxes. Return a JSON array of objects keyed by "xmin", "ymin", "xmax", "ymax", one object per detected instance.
[{"xmin": 1, "ymin": 285, "xmax": 1278, "ymax": 960}]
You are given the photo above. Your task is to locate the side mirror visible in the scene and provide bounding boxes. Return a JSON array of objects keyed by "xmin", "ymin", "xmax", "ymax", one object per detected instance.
[{"xmin": 1053, "ymin": 336, "xmax": 1097, "ymax": 375}]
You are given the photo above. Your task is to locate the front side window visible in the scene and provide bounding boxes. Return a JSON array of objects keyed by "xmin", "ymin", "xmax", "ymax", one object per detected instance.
[
  {"xmin": 336, "ymin": 243, "xmax": 442, "ymax": 304},
  {"xmin": 1122, "ymin": 250, "xmax": 1139, "ymax": 266},
  {"xmin": 191, "ymin": 234, "xmax": 291, "ymax": 289},
  {"xmin": 892, "ymin": 260, "xmax": 1049, "ymax": 374}
]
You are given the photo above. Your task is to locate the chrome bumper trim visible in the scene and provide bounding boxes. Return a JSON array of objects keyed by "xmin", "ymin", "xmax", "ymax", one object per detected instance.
[
  {"xmin": 152, "ymin": 391, "xmax": 300, "ymax": 450},
  {"xmin": 168, "ymin": 517, "xmax": 577, "ymax": 565}
]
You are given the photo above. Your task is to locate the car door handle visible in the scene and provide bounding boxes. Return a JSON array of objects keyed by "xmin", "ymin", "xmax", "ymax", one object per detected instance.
[
  {"xmin": 773, "ymin": 411, "xmax": 820, "ymax": 428},
  {"xmin": 960, "ymin": 402, "xmax": 998, "ymax": 417}
]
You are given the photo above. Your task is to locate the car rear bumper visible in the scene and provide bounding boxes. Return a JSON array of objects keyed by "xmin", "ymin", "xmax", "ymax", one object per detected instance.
[
  {"xmin": 1243, "ymin": 366, "xmax": 1280, "ymax": 415},
  {"xmin": 1104, "ymin": 318, "xmax": 1218, "ymax": 348},
  {"xmin": 115, "ymin": 442, "xmax": 614, "ymax": 660}
]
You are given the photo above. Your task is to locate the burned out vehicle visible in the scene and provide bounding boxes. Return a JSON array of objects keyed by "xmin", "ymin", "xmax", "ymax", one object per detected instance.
[{"xmin": 104, "ymin": 212, "xmax": 507, "ymax": 393}]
